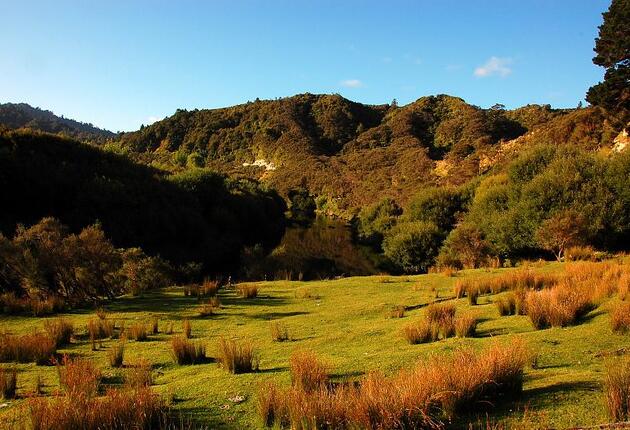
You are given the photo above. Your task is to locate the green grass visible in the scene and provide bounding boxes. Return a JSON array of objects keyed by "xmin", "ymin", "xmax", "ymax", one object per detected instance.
[{"xmin": 0, "ymin": 262, "xmax": 628, "ymax": 429}]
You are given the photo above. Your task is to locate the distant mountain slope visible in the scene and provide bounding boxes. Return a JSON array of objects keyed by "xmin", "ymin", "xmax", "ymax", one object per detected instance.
[
  {"xmin": 0, "ymin": 102, "xmax": 115, "ymax": 142},
  {"xmin": 114, "ymin": 93, "xmax": 618, "ymax": 216}
]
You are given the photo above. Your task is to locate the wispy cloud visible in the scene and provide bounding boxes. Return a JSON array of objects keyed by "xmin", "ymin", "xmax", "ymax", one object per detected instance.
[
  {"xmin": 474, "ymin": 56, "xmax": 512, "ymax": 78},
  {"xmin": 340, "ymin": 79, "xmax": 363, "ymax": 88},
  {"xmin": 146, "ymin": 116, "xmax": 161, "ymax": 125}
]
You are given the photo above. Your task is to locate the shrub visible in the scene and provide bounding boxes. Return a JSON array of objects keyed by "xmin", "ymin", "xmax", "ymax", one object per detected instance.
[
  {"xmin": 455, "ymin": 313, "xmax": 477, "ymax": 337},
  {"xmin": 217, "ymin": 338, "xmax": 258, "ymax": 374},
  {"xmin": 0, "ymin": 332, "xmax": 56, "ymax": 364},
  {"xmin": 611, "ymin": 301, "xmax": 630, "ymax": 334},
  {"xmin": 382, "ymin": 221, "xmax": 444, "ymax": 273},
  {"xmin": 237, "ymin": 283, "xmax": 259, "ymax": 299},
  {"xmin": 496, "ymin": 293, "xmax": 517, "ymax": 316},
  {"xmin": 604, "ymin": 356, "xmax": 630, "ymax": 422},
  {"xmin": 289, "ymin": 350, "xmax": 329, "ymax": 392},
  {"xmin": 182, "ymin": 319, "xmax": 192, "ymax": 338},
  {"xmin": 43, "ymin": 318, "xmax": 74, "ymax": 348},
  {"xmin": 108, "ymin": 340, "xmax": 125, "ymax": 368},
  {"xmin": 270, "ymin": 321, "xmax": 290, "ymax": 342},
  {"xmin": 127, "ymin": 323, "xmax": 149, "ymax": 341},
  {"xmin": 57, "ymin": 356, "xmax": 101, "ymax": 398},
  {"xmin": 0, "ymin": 367, "xmax": 17, "ymax": 399},
  {"xmin": 170, "ymin": 336, "xmax": 205, "ymax": 365}
]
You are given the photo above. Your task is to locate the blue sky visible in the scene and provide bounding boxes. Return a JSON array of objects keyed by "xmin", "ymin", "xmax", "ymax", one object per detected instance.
[{"xmin": 0, "ymin": 0, "xmax": 610, "ymax": 132}]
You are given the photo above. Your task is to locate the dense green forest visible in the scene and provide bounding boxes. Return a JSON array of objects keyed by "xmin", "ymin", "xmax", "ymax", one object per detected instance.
[{"xmin": 0, "ymin": 130, "xmax": 286, "ymax": 279}]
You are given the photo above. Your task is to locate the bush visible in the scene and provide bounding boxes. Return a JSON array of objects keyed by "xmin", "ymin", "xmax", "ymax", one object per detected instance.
[
  {"xmin": 43, "ymin": 318, "xmax": 74, "ymax": 348},
  {"xmin": 604, "ymin": 356, "xmax": 630, "ymax": 422},
  {"xmin": 289, "ymin": 350, "xmax": 329, "ymax": 392},
  {"xmin": 108, "ymin": 340, "xmax": 125, "ymax": 368},
  {"xmin": 170, "ymin": 337, "xmax": 205, "ymax": 365},
  {"xmin": 0, "ymin": 332, "xmax": 56, "ymax": 364},
  {"xmin": 382, "ymin": 221, "xmax": 444, "ymax": 273},
  {"xmin": 0, "ymin": 367, "xmax": 17, "ymax": 399},
  {"xmin": 611, "ymin": 301, "xmax": 630, "ymax": 334},
  {"xmin": 270, "ymin": 321, "xmax": 290, "ymax": 342},
  {"xmin": 217, "ymin": 338, "xmax": 259, "ymax": 374},
  {"xmin": 237, "ymin": 283, "xmax": 259, "ymax": 299}
]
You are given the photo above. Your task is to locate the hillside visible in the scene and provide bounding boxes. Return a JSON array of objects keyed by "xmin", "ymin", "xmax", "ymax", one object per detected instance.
[
  {"xmin": 113, "ymin": 94, "xmax": 619, "ymax": 216},
  {"xmin": 0, "ymin": 102, "xmax": 115, "ymax": 142}
]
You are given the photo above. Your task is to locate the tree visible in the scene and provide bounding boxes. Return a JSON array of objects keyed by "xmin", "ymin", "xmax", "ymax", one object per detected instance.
[
  {"xmin": 586, "ymin": 0, "xmax": 630, "ymax": 124},
  {"xmin": 535, "ymin": 210, "xmax": 587, "ymax": 261},
  {"xmin": 382, "ymin": 221, "xmax": 443, "ymax": 273},
  {"xmin": 437, "ymin": 224, "xmax": 491, "ymax": 269}
]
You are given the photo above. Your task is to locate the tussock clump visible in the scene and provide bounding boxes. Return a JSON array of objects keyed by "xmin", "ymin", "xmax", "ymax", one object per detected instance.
[
  {"xmin": 126, "ymin": 359, "xmax": 153, "ymax": 388},
  {"xmin": 290, "ymin": 350, "xmax": 329, "ymax": 392},
  {"xmin": 258, "ymin": 340, "xmax": 529, "ymax": 428},
  {"xmin": 237, "ymin": 283, "xmax": 259, "ymax": 299},
  {"xmin": 200, "ymin": 278, "xmax": 220, "ymax": 297},
  {"xmin": 403, "ymin": 321, "xmax": 434, "ymax": 344},
  {"xmin": 217, "ymin": 338, "xmax": 258, "ymax": 374},
  {"xmin": 270, "ymin": 321, "xmax": 290, "ymax": 342},
  {"xmin": 496, "ymin": 293, "xmax": 517, "ymax": 316},
  {"xmin": 611, "ymin": 301, "xmax": 630, "ymax": 334},
  {"xmin": 57, "ymin": 356, "xmax": 101, "ymax": 398},
  {"xmin": 604, "ymin": 356, "xmax": 630, "ymax": 422},
  {"xmin": 387, "ymin": 305, "xmax": 406, "ymax": 319},
  {"xmin": 454, "ymin": 313, "xmax": 477, "ymax": 338},
  {"xmin": 43, "ymin": 318, "xmax": 74, "ymax": 348},
  {"xmin": 525, "ymin": 281, "xmax": 594, "ymax": 329},
  {"xmin": 0, "ymin": 332, "xmax": 56, "ymax": 364},
  {"xmin": 182, "ymin": 319, "xmax": 192, "ymax": 339},
  {"xmin": 198, "ymin": 301, "xmax": 216, "ymax": 317},
  {"xmin": 0, "ymin": 294, "xmax": 65, "ymax": 316},
  {"xmin": 0, "ymin": 367, "xmax": 17, "ymax": 399},
  {"xmin": 170, "ymin": 336, "xmax": 205, "ymax": 365},
  {"xmin": 426, "ymin": 302, "xmax": 456, "ymax": 325},
  {"xmin": 127, "ymin": 323, "xmax": 149, "ymax": 341},
  {"xmin": 108, "ymin": 340, "xmax": 125, "ymax": 368},
  {"xmin": 27, "ymin": 386, "xmax": 167, "ymax": 430},
  {"xmin": 86, "ymin": 317, "xmax": 115, "ymax": 341},
  {"xmin": 151, "ymin": 318, "xmax": 159, "ymax": 334}
]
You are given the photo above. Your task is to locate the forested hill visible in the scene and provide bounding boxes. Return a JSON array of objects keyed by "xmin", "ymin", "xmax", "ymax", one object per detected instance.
[
  {"xmin": 0, "ymin": 102, "xmax": 115, "ymax": 142},
  {"xmin": 113, "ymin": 93, "xmax": 618, "ymax": 216}
]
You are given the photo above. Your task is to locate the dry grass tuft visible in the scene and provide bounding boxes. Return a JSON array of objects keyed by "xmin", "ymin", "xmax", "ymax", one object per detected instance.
[
  {"xmin": 170, "ymin": 336, "xmax": 205, "ymax": 365},
  {"xmin": 217, "ymin": 338, "xmax": 259, "ymax": 374},
  {"xmin": 182, "ymin": 319, "xmax": 192, "ymax": 338},
  {"xmin": 525, "ymin": 281, "xmax": 594, "ymax": 329},
  {"xmin": 270, "ymin": 321, "xmax": 290, "ymax": 342},
  {"xmin": 496, "ymin": 293, "xmax": 517, "ymax": 316},
  {"xmin": 108, "ymin": 339, "xmax": 125, "ymax": 368},
  {"xmin": 402, "ymin": 320, "xmax": 435, "ymax": 344},
  {"xmin": 200, "ymin": 278, "xmax": 220, "ymax": 297},
  {"xmin": 198, "ymin": 301, "xmax": 216, "ymax": 317},
  {"xmin": 611, "ymin": 301, "xmax": 630, "ymax": 334},
  {"xmin": 237, "ymin": 283, "xmax": 259, "ymax": 299},
  {"xmin": 386, "ymin": 305, "xmax": 406, "ymax": 319},
  {"xmin": 57, "ymin": 356, "xmax": 101, "ymax": 398},
  {"xmin": 0, "ymin": 367, "xmax": 17, "ymax": 399},
  {"xmin": 604, "ymin": 355, "xmax": 630, "ymax": 422},
  {"xmin": 454, "ymin": 313, "xmax": 477, "ymax": 338},
  {"xmin": 43, "ymin": 318, "xmax": 74, "ymax": 348},
  {"xmin": 126, "ymin": 359, "xmax": 153, "ymax": 388},
  {"xmin": 0, "ymin": 332, "xmax": 56, "ymax": 364},
  {"xmin": 289, "ymin": 350, "xmax": 329, "ymax": 392},
  {"xmin": 127, "ymin": 323, "xmax": 149, "ymax": 341}
]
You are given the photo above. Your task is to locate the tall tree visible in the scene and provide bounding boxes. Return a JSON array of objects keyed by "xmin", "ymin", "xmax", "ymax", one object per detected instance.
[{"xmin": 586, "ymin": 0, "xmax": 630, "ymax": 125}]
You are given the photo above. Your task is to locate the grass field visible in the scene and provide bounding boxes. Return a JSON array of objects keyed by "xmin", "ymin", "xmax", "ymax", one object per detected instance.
[{"xmin": 1, "ymin": 261, "xmax": 629, "ymax": 429}]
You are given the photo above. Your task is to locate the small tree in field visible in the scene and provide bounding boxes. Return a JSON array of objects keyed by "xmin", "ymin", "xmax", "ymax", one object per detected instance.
[{"xmin": 535, "ymin": 210, "xmax": 586, "ymax": 261}]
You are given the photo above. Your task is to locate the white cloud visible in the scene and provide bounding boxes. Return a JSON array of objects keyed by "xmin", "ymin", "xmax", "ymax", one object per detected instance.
[
  {"xmin": 146, "ymin": 116, "xmax": 161, "ymax": 125},
  {"xmin": 340, "ymin": 79, "xmax": 363, "ymax": 88},
  {"xmin": 474, "ymin": 56, "xmax": 512, "ymax": 78}
]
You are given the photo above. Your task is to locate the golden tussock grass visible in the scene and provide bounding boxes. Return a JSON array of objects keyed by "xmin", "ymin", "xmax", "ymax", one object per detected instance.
[
  {"xmin": 108, "ymin": 339, "xmax": 125, "ymax": 368},
  {"xmin": 289, "ymin": 350, "xmax": 329, "ymax": 392},
  {"xmin": 170, "ymin": 336, "xmax": 205, "ymax": 365},
  {"xmin": 217, "ymin": 338, "xmax": 258, "ymax": 374},
  {"xmin": 127, "ymin": 323, "xmax": 149, "ymax": 341},
  {"xmin": 43, "ymin": 318, "xmax": 74, "ymax": 348},
  {"xmin": 0, "ymin": 367, "xmax": 17, "ymax": 399},
  {"xmin": 237, "ymin": 283, "xmax": 259, "ymax": 299},
  {"xmin": 270, "ymin": 321, "xmax": 290, "ymax": 342},
  {"xmin": 604, "ymin": 355, "xmax": 630, "ymax": 422},
  {"xmin": 611, "ymin": 301, "xmax": 630, "ymax": 334},
  {"xmin": 0, "ymin": 332, "xmax": 56, "ymax": 365},
  {"xmin": 182, "ymin": 319, "xmax": 192, "ymax": 338}
]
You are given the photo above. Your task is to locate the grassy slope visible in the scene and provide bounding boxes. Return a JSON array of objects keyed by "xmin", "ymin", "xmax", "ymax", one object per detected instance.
[{"xmin": 1, "ymin": 262, "xmax": 628, "ymax": 429}]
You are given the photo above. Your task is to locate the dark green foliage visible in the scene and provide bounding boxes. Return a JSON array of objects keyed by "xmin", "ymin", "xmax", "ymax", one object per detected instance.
[
  {"xmin": 0, "ymin": 130, "xmax": 286, "ymax": 274},
  {"xmin": 287, "ymin": 188, "xmax": 316, "ymax": 224},
  {"xmin": 382, "ymin": 221, "xmax": 443, "ymax": 273},
  {"xmin": 0, "ymin": 103, "xmax": 114, "ymax": 142},
  {"xmin": 354, "ymin": 198, "xmax": 401, "ymax": 246},
  {"xmin": 404, "ymin": 187, "xmax": 466, "ymax": 231},
  {"xmin": 586, "ymin": 0, "xmax": 630, "ymax": 124}
]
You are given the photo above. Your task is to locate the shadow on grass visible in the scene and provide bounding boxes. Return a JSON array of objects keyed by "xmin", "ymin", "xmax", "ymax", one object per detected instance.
[{"xmin": 246, "ymin": 311, "xmax": 310, "ymax": 320}]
